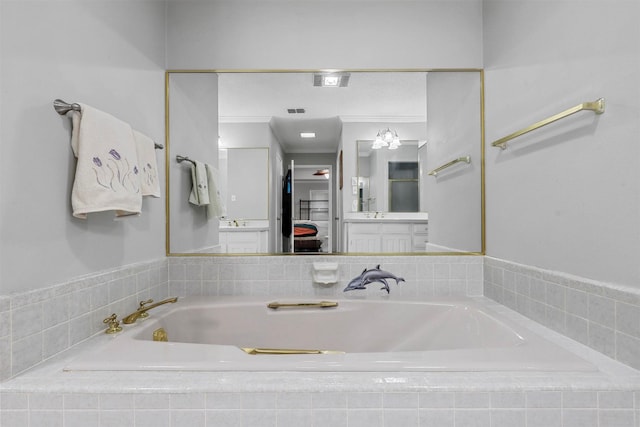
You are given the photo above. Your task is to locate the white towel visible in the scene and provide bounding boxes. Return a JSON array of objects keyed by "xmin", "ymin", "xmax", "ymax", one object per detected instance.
[
  {"xmin": 69, "ymin": 104, "xmax": 141, "ymax": 219},
  {"xmin": 133, "ymin": 130, "xmax": 161, "ymax": 198},
  {"xmin": 188, "ymin": 161, "xmax": 210, "ymax": 206},
  {"xmin": 205, "ymin": 163, "xmax": 226, "ymax": 219}
]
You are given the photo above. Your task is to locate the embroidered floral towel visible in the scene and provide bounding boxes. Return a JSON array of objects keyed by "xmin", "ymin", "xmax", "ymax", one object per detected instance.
[
  {"xmin": 133, "ymin": 130, "xmax": 161, "ymax": 198},
  {"xmin": 70, "ymin": 104, "xmax": 141, "ymax": 219}
]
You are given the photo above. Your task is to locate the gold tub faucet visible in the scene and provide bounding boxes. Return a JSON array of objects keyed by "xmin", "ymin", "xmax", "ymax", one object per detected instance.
[{"xmin": 122, "ymin": 297, "xmax": 178, "ymax": 324}]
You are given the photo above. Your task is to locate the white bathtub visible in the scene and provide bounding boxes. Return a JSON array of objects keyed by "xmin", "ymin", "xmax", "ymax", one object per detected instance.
[{"xmin": 65, "ymin": 296, "xmax": 595, "ymax": 372}]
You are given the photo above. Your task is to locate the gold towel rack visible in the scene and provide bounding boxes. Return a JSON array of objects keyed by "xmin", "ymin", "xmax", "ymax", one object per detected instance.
[
  {"xmin": 491, "ymin": 98, "xmax": 605, "ymax": 150},
  {"xmin": 428, "ymin": 156, "xmax": 471, "ymax": 177}
]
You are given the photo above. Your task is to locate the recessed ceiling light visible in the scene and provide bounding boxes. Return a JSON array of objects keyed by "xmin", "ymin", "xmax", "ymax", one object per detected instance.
[
  {"xmin": 313, "ymin": 73, "xmax": 350, "ymax": 87},
  {"xmin": 323, "ymin": 76, "xmax": 340, "ymax": 86},
  {"xmin": 300, "ymin": 132, "xmax": 316, "ymax": 138}
]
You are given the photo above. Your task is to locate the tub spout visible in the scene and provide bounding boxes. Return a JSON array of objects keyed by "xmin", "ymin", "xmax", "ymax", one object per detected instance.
[{"xmin": 122, "ymin": 297, "xmax": 178, "ymax": 324}]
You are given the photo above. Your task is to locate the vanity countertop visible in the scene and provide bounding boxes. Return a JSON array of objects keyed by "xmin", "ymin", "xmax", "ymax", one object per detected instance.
[
  {"xmin": 219, "ymin": 225, "xmax": 269, "ymax": 231},
  {"xmin": 343, "ymin": 213, "xmax": 428, "ymax": 223}
]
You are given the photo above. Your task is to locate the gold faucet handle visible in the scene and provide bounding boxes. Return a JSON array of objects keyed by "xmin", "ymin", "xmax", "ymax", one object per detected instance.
[
  {"xmin": 138, "ymin": 299, "xmax": 154, "ymax": 318},
  {"xmin": 103, "ymin": 313, "xmax": 123, "ymax": 334}
]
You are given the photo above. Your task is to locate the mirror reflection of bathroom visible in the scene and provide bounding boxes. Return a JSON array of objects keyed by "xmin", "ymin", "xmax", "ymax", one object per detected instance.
[
  {"xmin": 356, "ymin": 140, "xmax": 422, "ymax": 213},
  {"xmin": 285, "ymin": 163, "xmax": 333, "ymax": 254},
  {"xmin": 168, "ymin": 70, "xmax": 483, "ymax": 255}
]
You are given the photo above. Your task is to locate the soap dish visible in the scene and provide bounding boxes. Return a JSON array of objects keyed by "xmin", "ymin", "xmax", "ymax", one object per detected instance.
[{"xmin": 312, "ymin": 262, "xmax": 339, "ymax": 284}]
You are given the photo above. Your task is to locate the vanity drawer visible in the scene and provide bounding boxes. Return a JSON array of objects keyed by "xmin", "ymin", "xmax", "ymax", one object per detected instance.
[
  {"xmin": 412, "ymin": 223, "xmax": 429, "ymax": 235},
  {"xmin": 381, "ymin": 223, "xmax": 412, "ymax": 234},
  {"xmin": 348, "ymin": 223, "xmax": 380, "ymax": 234},
  {"xmin": 413, "ymin": 235, "xmax": 429, "ymax": 251}
]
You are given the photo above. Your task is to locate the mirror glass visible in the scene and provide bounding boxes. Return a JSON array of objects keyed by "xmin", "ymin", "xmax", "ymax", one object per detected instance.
[
  {"xmin": 356, "ymin": 140, "xmax": 421, "ymax": 213},
  {"xmin": 166, "ymin": 70, "xmax": 484, "ymax": 255}
]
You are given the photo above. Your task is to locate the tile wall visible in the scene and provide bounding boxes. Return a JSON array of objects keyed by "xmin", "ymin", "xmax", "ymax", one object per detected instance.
[
  {"xmin": 1, "ymin": 390, "xmax": 638, "ymax": 427},
  {"xmin": 166, "ymin": 255, "xmax": 484, "ymax": 299},
  {"xmin": 0, "ymin": 259, "xmax": 168, "ymax": 381},
  {"xmin": 484, "ymin": 256, "xmax": 640, "ymax": 371}
]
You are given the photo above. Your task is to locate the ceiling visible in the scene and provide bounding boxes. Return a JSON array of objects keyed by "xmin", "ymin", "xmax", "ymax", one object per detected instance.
[{"xmin": 218, "ymin": 71, "xmax": 427, "ymax": 154}]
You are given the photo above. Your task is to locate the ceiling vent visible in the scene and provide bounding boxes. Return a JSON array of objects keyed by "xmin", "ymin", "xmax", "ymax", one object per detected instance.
[{"xmin": 287, "ymin": 108, "xmax": 306, "ymax": 114}]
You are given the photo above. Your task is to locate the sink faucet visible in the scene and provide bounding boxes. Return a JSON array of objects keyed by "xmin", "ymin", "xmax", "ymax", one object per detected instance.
[
  {"xmin": 122, "ymin": 297, "xmax": 178, "ymax": 324},
  {"xmin": 233, "ymin": 219, "xmax": 239, "ymax": 227}
]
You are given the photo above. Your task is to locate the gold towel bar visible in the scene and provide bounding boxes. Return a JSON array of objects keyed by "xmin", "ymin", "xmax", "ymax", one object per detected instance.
[
  {"xmin": 428, "ymin": 156, "xmax": 471, "ymax": 177},
  {"xmin": 491, "ymin": 98, "xmax": 605, "ymax": 150},
  {"xmin": 241, "ymin": 347, "xmax": 344, "ymax": 355},
  {"xmin": 267, "ymin": 301, "xmax": 339, "ymax": 310}
]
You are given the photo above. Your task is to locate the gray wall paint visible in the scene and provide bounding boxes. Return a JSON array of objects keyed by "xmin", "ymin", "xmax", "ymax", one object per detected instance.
[
  {"xmin": 166, "ymin": 0, "xmax": 483, "ymax": 69},
  {"xmin": 0, "ymin": 1, "xmax": 166, "ymax": 295},
  {"xmin": 483, "ymin": 1, "xmax": 640, "ymax": 288}
]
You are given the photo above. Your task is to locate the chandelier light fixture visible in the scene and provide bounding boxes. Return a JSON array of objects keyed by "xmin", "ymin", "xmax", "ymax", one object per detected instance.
[{"xmin": 372, "ymin": 128, "xmax": 402, "ymax": 150}]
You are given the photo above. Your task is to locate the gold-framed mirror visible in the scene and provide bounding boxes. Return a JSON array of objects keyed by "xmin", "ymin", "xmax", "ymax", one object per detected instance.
[{"xmin": 165, "ymin": 69, "xmax": 484, "ymax": 256}]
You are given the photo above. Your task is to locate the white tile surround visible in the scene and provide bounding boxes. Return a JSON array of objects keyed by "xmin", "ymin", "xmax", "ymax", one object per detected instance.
[
  {"xmin": 0, "ymin": 259, "xmax": 169, "ymax": 382},
  {"xmin": 1, "ymin": 255, "xmax": 639, "ymax": 427},
  {"xmin": 484, "ymin": 257, "xmax": 640, "ymax": 371}
]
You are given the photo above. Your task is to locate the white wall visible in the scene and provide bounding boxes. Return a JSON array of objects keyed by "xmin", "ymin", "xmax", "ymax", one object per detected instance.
[
  {"xmin": 483, "ymin": 1, "xmax": 640, "ymax": 287},
  {"xmin": 0, "ymin": 1, "xmax": 166, "ymax": 295},
  {"xmin": 166, "ymin": 0, "xmax": 483, "ymax": 69}
]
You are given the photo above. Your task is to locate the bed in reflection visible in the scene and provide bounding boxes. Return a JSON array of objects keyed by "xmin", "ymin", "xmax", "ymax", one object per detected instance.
[{"xmin": 294, "ymin": 221, "xmax": 324, "ymax": 252}]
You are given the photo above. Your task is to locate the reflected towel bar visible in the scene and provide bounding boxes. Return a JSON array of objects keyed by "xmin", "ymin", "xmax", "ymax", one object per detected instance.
[
  {"xmin": 491, "ymin": 98, "xmax": 605, "ymax": 150},
  {"xmin": 428, "ymin": 156, "xmax": 471, "ymax": 177},
  {"xmin": 267, "ymin": 301, "xmax": 339, "ymax": 310},
  {"xmin": 53, "ymin": 99, "xmax": 164, "ymax": 150},
  {"xmin": 176, "ymin": 155, "xmax": 196, "ymax": 166}
]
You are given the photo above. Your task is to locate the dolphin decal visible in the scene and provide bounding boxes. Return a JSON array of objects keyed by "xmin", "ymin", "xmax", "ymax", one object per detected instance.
[{"xmin": 343, "ymin": 265, "xmax": 405, "ymax": 294}]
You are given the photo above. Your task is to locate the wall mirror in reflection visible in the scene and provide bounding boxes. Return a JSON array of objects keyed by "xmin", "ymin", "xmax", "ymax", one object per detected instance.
[{"xmin": 166, "ymin": 70, "xmax": 484, "ymax": 256}]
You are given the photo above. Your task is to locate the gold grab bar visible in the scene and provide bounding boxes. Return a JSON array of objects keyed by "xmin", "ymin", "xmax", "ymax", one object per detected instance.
[
  {"xmin": 267, "ymin": 301, "xmax": 339, "ymax": 309},
  {"xmin": 241, "ymin": 347, "xmax": 344, "ymax": 355},
  {"xmin": 491, "ymin": 98, "xmax": 605, "ymax": 150},
  {"xmin": 428, "ymin": 156, "xmax": 471, "ymax": 177}
]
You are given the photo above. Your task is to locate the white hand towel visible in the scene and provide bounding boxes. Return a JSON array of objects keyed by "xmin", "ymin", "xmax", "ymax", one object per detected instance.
[
  {"xmin": 69, "ymin": 104, "xmax": 141, "ymax": 219},
  {"xmin": 133, "ymin": 130, "xmax": 161, "ymax": 198},
  {"xmin": 188, "ymin": 161, "xmax": 210, "ymax": 206},
  {"xmin": 205, "ymin": 163, "xmax": 226, "ymax": 220}
]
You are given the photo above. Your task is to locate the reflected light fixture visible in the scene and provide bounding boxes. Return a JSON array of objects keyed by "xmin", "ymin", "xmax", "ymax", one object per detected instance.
[
  {"xmin": 313, "ymin": 72, "xmax": 351, "ymax": 87},
  {"xmin": 313, "ymin": 169, "xmax": 330, "ymax": 179},
  {"xmin": 372, "ymin": 128, "xmax": 402, "ymax": 150},
  {"xmin": 300, "ymin": 132, "xmax": 316, "ymax": 138}
]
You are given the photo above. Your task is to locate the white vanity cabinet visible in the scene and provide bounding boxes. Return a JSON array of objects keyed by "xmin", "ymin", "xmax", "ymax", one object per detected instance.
[
  {"xmin": 411, "ymin": 223, "xmax": 429, "ymax": 252},
  {"xmin": 218, "ymin": 229, "xmax": 269, "ymax": 253},
  {"xmin": 344, "ymin": 220, "xmax": 427, "ymax": 253},
  {"xmin": 345, "ymin": 223, "xmax": 382, "ymax": 252},
  {"xmin": 381, "ymin": 224, "xmax": 413, "ymax": 252}
]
